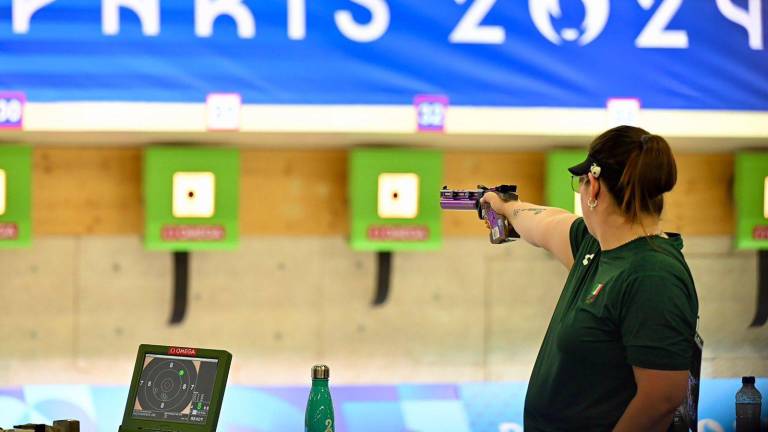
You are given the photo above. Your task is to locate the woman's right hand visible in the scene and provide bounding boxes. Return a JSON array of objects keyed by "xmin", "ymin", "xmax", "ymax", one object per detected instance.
[
  {"xmin": 479, "ymin": 192, "xmax": 511, "ymax": 229},
  {"xmin": 481, "ymin": 197, "xmax": 578, "ymax": 270},
  {"xmin": 479, "ymin": 192, "xmax": 509, "ymax": 215}
]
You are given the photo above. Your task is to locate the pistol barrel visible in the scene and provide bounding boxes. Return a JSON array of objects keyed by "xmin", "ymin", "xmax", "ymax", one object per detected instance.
[
  {"xmin": 440, "ymin": 188, "xmax": 485, "ymax": 211},
  {"xmin": 440, "ymin": 200, "xmax": 477, "ymax": 210}
]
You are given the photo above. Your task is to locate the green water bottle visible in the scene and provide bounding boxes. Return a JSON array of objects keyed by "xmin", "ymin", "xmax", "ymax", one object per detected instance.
[{"xmin": 305, "ymin": 364, "xmax": 335, "ymax": 432}]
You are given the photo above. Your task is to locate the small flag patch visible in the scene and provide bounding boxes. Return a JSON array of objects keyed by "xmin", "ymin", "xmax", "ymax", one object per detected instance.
[{"xmin": 585, "ymin": 283, "xmax": 604, "ymax": 304}]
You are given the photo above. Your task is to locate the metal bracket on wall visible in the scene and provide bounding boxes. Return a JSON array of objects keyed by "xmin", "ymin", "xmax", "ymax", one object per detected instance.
[
  {"xmin": 373, "ymin": 251, "xmax": 392, "ymax": 306},
  {"xmin": 750, "ymin": 250, "xmax": 768, "ymax": 327},
  {"xmin": 170, "ymin": 251, "xmax": 190, "ymax": 325}
]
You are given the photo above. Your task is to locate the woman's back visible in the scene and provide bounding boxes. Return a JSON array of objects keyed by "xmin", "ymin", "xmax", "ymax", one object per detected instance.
[{"xmin": 524, "ymin": 219, "xmax": 698, "ymax": 431}]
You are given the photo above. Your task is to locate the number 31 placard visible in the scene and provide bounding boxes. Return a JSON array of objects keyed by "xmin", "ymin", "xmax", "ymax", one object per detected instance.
[{"xmin": 206, "ymin": 93, "xmax": 241, "ymax": 131}]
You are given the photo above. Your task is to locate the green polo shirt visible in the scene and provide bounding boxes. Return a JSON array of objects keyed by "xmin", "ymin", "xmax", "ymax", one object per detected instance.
[{"xmin": 524, "ymin": 218, "xmax": 699, "ymax": 431}]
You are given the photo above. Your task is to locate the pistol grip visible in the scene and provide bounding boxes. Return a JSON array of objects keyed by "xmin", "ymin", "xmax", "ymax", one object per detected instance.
[
  {"xmin": 480, "ymin": 203, "xmax": 508, "ymax": 244},
  {"xmin": 480, "ymin": 203, "xmax": 521, "ymax": 244}
]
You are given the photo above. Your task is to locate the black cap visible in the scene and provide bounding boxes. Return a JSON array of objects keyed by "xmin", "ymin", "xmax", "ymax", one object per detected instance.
[
  {"xmin": 568, "ymin": 156, "xmax": 597, "ymax": 177},
  {"xmin": 743, "ymin": 376, "xmax": 755, "ymax": 384},
  {"xmin": 568, "ymin": 155, "xmax": 622, "ymax": 186}
]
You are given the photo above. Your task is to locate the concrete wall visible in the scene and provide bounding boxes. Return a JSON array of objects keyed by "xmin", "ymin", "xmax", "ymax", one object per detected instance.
[{"xmin": 0, "ymin": 235, "xmax": 764, "ymax": 387}]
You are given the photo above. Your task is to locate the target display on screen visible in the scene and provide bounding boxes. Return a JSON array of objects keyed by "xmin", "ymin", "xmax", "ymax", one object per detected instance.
[{"xmin": 132, "ymin": 354, "xmax": 219, "ymax": 424}]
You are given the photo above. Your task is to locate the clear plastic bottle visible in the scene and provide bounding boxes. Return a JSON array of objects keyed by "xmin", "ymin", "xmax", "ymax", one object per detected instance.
[
  {"xmin": 735, "ymin": 376, "xmax": 762, "ymax": 432},
  {"xmin": 305, "ymin": 364, "xmax": 335, "ymax": 432}
]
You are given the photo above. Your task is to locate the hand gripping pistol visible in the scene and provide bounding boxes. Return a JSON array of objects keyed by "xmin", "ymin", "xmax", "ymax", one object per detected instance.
[{"xmin": 440, "ymin": 185, "xmax": 520, "ymax": 244}]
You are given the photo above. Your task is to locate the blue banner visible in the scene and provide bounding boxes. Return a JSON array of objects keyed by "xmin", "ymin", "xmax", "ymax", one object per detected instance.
[
  {"xmin": 1, "ymin": 380, "xmax": 767, "ymax": 431},
  {"xmin": 0, "ymin": 0, "xmax": 766, "ymax": 109}
]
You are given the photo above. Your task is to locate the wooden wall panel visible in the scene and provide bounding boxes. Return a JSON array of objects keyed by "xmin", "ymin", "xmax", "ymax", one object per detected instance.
[
  {"xmin": 663, "ymin": 154, "xmax": 734, "ymax": 236},
  {"xmin": 29, "ymin": 148, "xmax": 734, "ymax": 236},
  {"xmin": 34, "ymin": 148, "xmax": 142, "ymax": 234},
  {"xmin": 240, "ymin": 149, "xmax": 348, "ymax": 235}
]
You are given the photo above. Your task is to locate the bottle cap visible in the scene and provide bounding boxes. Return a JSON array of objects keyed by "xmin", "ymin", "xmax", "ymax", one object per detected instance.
[
  {"xmin": 312, "ymin": 364, "xmax": 329, "ymax": 380},
  {"xmin": 743, "ymin": 376, "xmax": 755, "ymax": 384},
  {"xmin": 53, "ymin": 420, "xmax": 80, "ymax": 432}
]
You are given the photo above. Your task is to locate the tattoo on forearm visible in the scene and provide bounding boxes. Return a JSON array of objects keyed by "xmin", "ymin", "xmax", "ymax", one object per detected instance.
[{"xmin": 512, "ymin": 207, "xmax": 546, "ymax": 218}]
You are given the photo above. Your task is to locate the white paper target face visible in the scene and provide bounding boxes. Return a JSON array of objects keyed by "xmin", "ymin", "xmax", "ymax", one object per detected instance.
[
  {"xmin": 574, "ymin": 192, "xmax": 583, "ymax": 217},
  {"xmin": 173, "ymin": 172, "xmax": 216, "ymax": 218},
  {"xmin": 378, "ymin": 173, "xmax": 419, "ymax": 219},
  {"xmin": 764, "ymin": 177, "xmax": 768, "ymax": 219},
  {"xmin": 0, "ymin": 169, "xmax": 5, "ymax": 215}
]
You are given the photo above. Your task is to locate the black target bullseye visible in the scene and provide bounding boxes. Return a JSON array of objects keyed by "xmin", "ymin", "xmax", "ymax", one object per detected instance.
[{"xmin": 137, "ymin": 358, "xmax": 198, "ymax": 414}]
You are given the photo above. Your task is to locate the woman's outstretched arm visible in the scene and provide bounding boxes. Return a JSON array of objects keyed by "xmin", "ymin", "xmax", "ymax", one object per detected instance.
[{"xmin": 480, "ymin": 194, "xmax": 579, "ymax": 269}]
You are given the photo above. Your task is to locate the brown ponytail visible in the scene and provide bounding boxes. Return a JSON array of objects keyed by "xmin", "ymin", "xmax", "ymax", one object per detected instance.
[{"xmin": 589, "ymin": 126, "xmax": 677, "ymax": 224}]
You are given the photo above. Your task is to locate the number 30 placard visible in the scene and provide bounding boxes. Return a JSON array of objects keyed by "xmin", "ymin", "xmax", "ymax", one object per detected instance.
[{"xmin": 0, "ymin": 92, "xmax": 25, "ymax": 130}]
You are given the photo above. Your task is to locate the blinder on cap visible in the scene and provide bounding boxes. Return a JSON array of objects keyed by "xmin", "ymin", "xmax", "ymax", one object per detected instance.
[
  {"xmin": 568, "ymin": 155, "xmax": 621, "ymax": 186},
  {"xmin": 589, "ymin": 163, "xmax": 601, "ymax": 178},
  {"xmin": 568, "ymin": 156, "xmax": 597, "ymax": 177}
]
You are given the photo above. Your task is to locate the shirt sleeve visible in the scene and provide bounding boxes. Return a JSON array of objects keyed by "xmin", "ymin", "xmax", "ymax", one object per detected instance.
[
  {"xmin": 619, "ymin": 272, "xmax": 696, "ymax": 371},
  {"xmin": 569, "ymin": 218, "xmax": 591, "ymax": 260}
]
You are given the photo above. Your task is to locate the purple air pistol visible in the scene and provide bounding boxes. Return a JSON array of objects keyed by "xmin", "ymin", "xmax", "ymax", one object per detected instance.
[{"xmin": 440, "ymin": 185, "xmax": 521, "ymax": 244}]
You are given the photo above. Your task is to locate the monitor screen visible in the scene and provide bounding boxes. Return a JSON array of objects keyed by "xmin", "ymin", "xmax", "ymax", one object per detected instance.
[{"xmin": 131, "ymin": 354, "xmax": 219, "ymax": 424}]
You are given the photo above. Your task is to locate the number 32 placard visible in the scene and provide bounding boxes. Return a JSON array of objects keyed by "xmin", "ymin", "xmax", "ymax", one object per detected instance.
[{"xmin": 414, "ymin": 95, "xmax": 449, "ymax": 133}]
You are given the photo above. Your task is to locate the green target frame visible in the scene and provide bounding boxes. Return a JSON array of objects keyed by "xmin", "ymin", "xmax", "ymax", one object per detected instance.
[
  {"xmin": 735, "ymin": 152, "xmax": 768, "ymax": 250},
  {"xmin": 144, "ymin": 147, "xmax": 239, "ymax": 251},
  {"xmin": 348, "ymin": 148, "xmax": 443, "ymax": 251},
  {"xmin": 0, "ymin": 145, "xmax": 32, "ymax": 248},
  {"xmin": 546, "ymin": 149, "xmax": 587, "ymax": 213}
]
